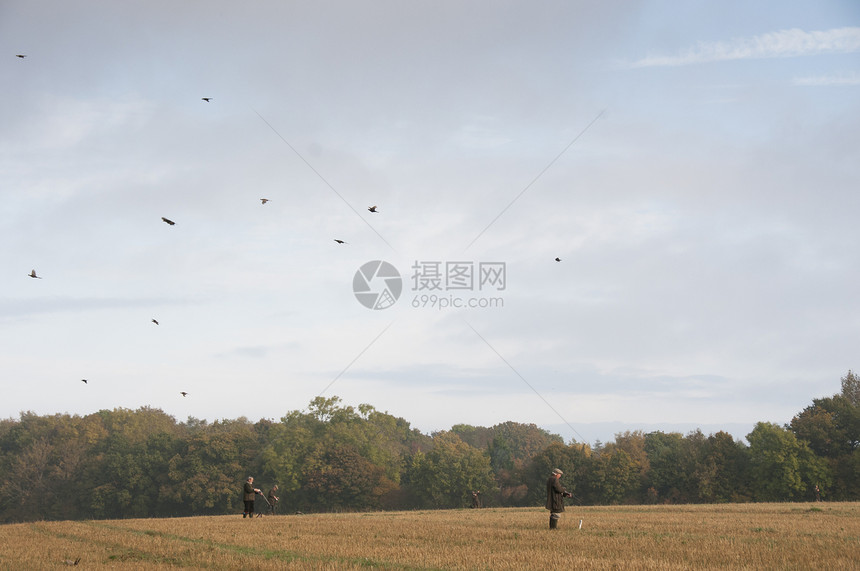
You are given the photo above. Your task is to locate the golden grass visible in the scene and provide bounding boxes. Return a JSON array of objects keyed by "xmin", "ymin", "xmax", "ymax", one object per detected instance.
[{"xmin": 1, "ymin": 503, "xmax": 857, "ymax": 570}]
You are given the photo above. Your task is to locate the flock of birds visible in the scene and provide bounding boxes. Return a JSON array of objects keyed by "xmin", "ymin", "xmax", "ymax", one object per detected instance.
[
  {"xmin": 21, "ymin": 80, "xmax": 387, "ymax": 399},
  {"xmin": 19, "ymin": 50, "xmax": 565, "ymax": 414},
  {"xmin": 27, "ymin": 198, "xmax": 382, "ymax": 398}
]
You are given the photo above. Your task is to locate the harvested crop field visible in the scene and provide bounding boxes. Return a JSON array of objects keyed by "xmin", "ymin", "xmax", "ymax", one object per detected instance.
[{"xmin": 1, "ymin": 502, "xmax": 857, "ymax": 569}]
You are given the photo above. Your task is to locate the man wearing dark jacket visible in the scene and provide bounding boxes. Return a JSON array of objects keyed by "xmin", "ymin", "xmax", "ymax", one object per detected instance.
[
  {"xmin": 243, "ymin": 476, "xmax": 261, "ymax": 519},
  {"xmin": 267, "ymin": 485, "xmax": 279, "ymax": 515},
  {"xmin": 546, "ymin": 468, "xmax": 572, "ymax": 529}
]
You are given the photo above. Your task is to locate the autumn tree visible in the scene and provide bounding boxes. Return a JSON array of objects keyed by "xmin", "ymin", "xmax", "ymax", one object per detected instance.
[{"xmin": 841, "ymin": 370, "xmax": 860, "ymax": 407}]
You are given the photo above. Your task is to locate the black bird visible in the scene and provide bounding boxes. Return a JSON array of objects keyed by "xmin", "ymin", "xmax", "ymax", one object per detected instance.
[
  {"xmin": 28, "ymin": 269, "xmax": 42, "ymax": 279},
  {"xmin": 180, "ymin": 391, "xmax": 188, "ymax": 397},
  {"xmin": 201, "ymin": 97, "xmax": 212, "ymax": 102},
  {"xmin": 152, "ymin": 319, "xmax": 159, "ymax": 325},
  {"xmin": 161, "ymin": 217, "xmax": 175, "ymax": 225},
  {"xmin": 334, "ymin": 239, "xmax": 346, "ymax": 244},
  {"xmin": 16, "ymin": 54, "xmax": 26, "ymax": 58},
  {"xmin": 260, "ymin": 198, "xmax": 270, "ymax": 204},
  {"xmin": 367, "ymin": 205, "xmax": 378, "ymax": 213},
  {"xmin": 81, "ymin": 379, "xmax": 87, "ymax": 384},
  {"xmin": 555, "ymin": 257, "xmax": 561, "ymax": 262}
]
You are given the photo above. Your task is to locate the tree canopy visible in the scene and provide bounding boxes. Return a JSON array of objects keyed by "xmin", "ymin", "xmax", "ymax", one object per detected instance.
[{"xmin": 1, "ymin": 372, "xmax": 857, "ymax": 522}]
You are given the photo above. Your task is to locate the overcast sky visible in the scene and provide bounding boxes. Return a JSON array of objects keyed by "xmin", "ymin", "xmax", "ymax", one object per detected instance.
[{"xmin": 2, "ymin": 1, "xmax": 858, "ymax": 445}]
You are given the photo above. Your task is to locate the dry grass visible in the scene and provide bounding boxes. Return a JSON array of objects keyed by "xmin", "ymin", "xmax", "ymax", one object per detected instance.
[{"xmin": 1, "ymin": 503, "xmax": 857, "ymax": 570}]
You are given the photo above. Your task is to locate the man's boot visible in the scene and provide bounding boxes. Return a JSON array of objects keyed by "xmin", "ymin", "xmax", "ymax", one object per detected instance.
[
  {"xmin": 550, "ymin": 514, "xmax": 559, "ymax": 530},
  {"xmin": 243, "ymin": 512, "xmax": 247, "ymax": 518}
]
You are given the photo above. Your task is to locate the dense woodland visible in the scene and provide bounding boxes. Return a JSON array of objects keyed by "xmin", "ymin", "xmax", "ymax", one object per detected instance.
[{"xmin": 1, "ymin": 372, "xmax": 857, "ymax": 523}]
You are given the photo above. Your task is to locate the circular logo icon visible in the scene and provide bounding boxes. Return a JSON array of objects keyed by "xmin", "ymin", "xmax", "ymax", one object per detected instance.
[{"xmin": 353, "ymin": 260, "xmax": 402, "ymax": 310}]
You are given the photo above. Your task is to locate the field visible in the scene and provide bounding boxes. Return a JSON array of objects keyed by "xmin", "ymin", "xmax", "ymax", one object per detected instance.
[{"xmin": 1, "ymin": 503, "xmax": 857, "ymax": 570}]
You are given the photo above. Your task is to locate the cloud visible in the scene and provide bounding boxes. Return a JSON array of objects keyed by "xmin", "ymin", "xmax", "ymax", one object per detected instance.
[
  {"xmin": 629, "ymin": 27, "xmax": 860, "ymax": 68},
  {"xmin": 793, "ymin": 72, "xmax": 860, "ymax": 86}
]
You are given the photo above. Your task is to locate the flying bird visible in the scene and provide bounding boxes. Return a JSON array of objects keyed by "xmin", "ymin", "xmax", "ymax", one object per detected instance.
[
  {"xmin": 81, "ymin": 379, "xmax": 87, "ymax": 384},
  {"xmin": 180, "ymin": 391, "xmax": 188, "ymax": 397},
  {"xmin": 28, "ymin": 269, "xmax": 42, "ymax": 279},
  {"xmin": 151, "ymin": 319, "xmax": 159, "ymax": 325},
  {"xmin": 161, "ymin": 217, "xmax": 175, "ymax": 225},
  {"xmin": 260, "ymin": 198, "xmax": 270, "ymax": 204},
  {"xmin": 334, "ymin": 239, "xmax": 346, "ymax": 244},
  {"xmin": 367, "ymin": 205, "xmax": 378, "ymax": 213},
  {"xmin": 16, "ymin": 54, "xmax": 26, "ymax": 58},
  {"xmin": 555, "ymin": 257, "xmax": 561, "ymax": 262},
  {"xmin": 201, "ymin": 97, "xmax": 212, "ymax": 102}
]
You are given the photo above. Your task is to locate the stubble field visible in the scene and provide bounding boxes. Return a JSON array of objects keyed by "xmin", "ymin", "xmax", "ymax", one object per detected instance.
[{"xmin": 1, "ymin": 502, "xmax": 857, "ymax": 570}]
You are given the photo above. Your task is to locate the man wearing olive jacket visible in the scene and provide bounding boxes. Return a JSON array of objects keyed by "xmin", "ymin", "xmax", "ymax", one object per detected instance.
[{"xmin": 546, "ymin": 468, "xmax": 572, "ymax": 529}]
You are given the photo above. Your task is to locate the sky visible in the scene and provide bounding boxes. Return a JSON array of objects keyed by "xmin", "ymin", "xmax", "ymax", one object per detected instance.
[{"xmin": 2, "ymin": 1, "xmax": 859, "ymax": 445}]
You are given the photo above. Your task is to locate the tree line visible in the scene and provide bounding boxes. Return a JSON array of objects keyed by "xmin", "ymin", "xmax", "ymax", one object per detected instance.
[{"xmin": 1, "ymin": 371, "xmax": 857, "ymax": 522}]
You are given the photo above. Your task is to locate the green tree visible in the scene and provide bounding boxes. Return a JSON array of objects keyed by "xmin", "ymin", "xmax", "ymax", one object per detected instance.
[
  {"xmin": 302, "ymin": 445, "xmax": 395, "ymax": 510},
  {"xmin": 590, "ymin": 446, "xmax": 638, "ymax": 504},
  {"xmin": 403, "ymin": 431, "xmax": 495, "ymax": 509},
  {"xmin": 165, "ymin": 418, "xmax": 258, "ymax": 515},
  {"xmin": 0, "ymin": 412, "xmax": 108, "ymax": 522},
  {"xmin": 489, "ymin": 422, "xmax": 564, "ymax": 506},
  {"xmin": 747, "ymin": 422, "xmax": 829, "ymax": 501},
  {"xmin": 610, "ymin": 431, "xmax": 649, "ymax": 500},
  {"xmin": 261, "ymin": 397, "xmax": 428, "ymax": 512},
  {"xmin": 833, "ymin": 448, "xmax": 860, "ymax": 500},
  {"xmin": 791, "ymin": 403, "xmax": 845, "ymax": 458},
  {"xmin": 522, "ymin": 442, "xmax": 591, "ymax": 506},
  {"xmin": 789, "ymin": 373, "xmax": 860, "ymax": 500},
  {"xmin": 643, "ymin": 432, "xmax": 689, "ymax": 502},
  {"xmin": 694, "ymin": 431, "xmax": 750, "ymax": 503}
]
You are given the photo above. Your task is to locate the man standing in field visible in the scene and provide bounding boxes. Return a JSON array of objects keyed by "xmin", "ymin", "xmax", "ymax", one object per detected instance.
[
  {"xmin": 267, "ymin": 485, "xmax": 279, "ymax": 515},
  {"xmin": 243, "ymin": 476, "xmax": 261, "ymax": 519},
  {"xmin": 471, "ymin": 490, "xmax": 481, "ymax": 509},
  {"xmin": 546, "ymin": 468, "xmax": 572, "ymax": 530}
]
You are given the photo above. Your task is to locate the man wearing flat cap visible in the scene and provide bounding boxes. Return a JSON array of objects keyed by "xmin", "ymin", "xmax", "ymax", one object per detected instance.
[{"xmin": 546, "ymin": 468, "xmax": 572, "ymax": 529}]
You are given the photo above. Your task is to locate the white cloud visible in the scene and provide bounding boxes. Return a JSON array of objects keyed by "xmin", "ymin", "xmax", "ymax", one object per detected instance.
[
  {"xmin": 629, "ymin": 27, "xmax": 860, "ymax": 68},
  {"xmin": 793, "ymin": 72, "xmax": 860, "ymax": 86}
]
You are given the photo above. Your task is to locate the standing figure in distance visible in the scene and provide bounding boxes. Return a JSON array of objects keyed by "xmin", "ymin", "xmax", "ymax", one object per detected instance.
[{"xmin": 267, "ymin": 484, "xmax": 279, "ymax": 515}]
